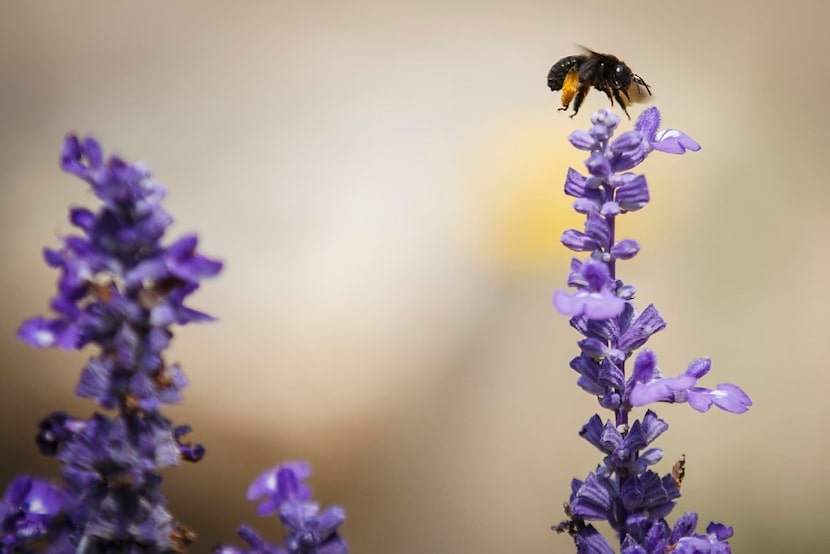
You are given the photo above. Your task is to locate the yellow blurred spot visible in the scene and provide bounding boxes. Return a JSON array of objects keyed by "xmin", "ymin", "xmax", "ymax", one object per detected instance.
[
  {"xmin": 456, "ymin": 114, "xmax": 700, "ymax": 278},
  {"xmin": 457, "ymin": 116, "xmax": 584, "ymax": 276},
  {"xmin": 489, "ymin": 178, "xmax": 570, "ymax": 271}
]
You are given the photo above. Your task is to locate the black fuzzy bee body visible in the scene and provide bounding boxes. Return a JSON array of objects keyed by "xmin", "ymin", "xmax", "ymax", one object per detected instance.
[{"xmin": 547, "ymin": 48, "xmax": 651, "ymax": 119}]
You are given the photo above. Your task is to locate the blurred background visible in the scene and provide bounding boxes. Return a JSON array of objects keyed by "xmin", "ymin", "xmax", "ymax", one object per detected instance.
[{"xmin": 0, "ymin": 1, "xmax": 827, "ymax": 552}]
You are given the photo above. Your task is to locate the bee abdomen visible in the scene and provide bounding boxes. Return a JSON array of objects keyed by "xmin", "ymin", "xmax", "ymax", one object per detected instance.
[{"xmin": 547, "ymin": 55, "xmax": 586, "ymax": 91}]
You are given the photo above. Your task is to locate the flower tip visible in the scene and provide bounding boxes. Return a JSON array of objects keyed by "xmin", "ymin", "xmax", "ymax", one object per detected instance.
[
  {"xmin": 60, "ymin": 133, "xmax": 81, "ymax": 160},
  {"xmin": 17, "ymin": 318, "xmax": 55, "ymax": 348},
  {"xmin": 17, "ymin": 317, "xmax": 78, "ymax": 349},
  {"xmin": 60, "ymin": 133, "xmax": 105, "ymax": 180},
  {"xmin": 60, "ymin": 134, "xmax": 85, "ymax": 176},
  {"xmin": 591, "ymin": 109, "xmax": 620, "ymax": 128},
  {"xmin": 652, "ymin": 129, "xmax": 701, "ymax": 154},
  {"xmin": 632, "ymin": 349, "xmax": 657, "ymax": 382},
  {"xmin": 712, "ymin": 383, "xmax": 752, "ymax": 414},
  {"xmin": 635, "ymin": 106, "xmax": 661, "ymax": 138}
]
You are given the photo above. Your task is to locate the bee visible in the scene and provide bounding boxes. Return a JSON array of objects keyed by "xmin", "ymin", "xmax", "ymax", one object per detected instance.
[{"xmin": 547, "ymin": 47, "xmax": 651, "ymax": 119}]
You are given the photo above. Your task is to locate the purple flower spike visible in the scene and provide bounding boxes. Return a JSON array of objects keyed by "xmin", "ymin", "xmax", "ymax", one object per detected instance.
[
  {"xmin": 551, "ymin": 108, "xmax": 748, "ymax": 552},
  {"xmin": 8, "ymin": 134, "xmax": 224, "ymax": 552}
]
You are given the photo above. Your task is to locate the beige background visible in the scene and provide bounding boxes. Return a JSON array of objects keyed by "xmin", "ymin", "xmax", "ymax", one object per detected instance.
[{"xmin": 0, "ymin": 1, "xmax": 826, "ymax": 552}]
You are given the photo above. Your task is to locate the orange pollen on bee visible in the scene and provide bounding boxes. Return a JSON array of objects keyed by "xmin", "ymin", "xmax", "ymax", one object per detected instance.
[{"xmin": 560, "ymin": 67, "xmax": 580, "ymax": 108}]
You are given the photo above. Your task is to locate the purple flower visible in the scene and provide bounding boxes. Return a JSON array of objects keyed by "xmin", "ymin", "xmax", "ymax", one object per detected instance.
[
  {"xmin": 19, "ymin": 134, "xmax": 221, "ymax": 355},
  {"xmin": 619, "ymin": 512, "xmax": 734, "ymax": 554},
  {"xmin": 636, "ymin": 107, "xmax": 701, "ymax": 155},
  {"xmin": 174, "ymin": 425, "xmax": 206, "ymax": 462},
  {"xmin": 217, "ymin": 464, "xmax": 348, "ymax": 554},
  {"xmin": 17, "ymin": 316, "xmax": 79, "ymax": 349},
  {"xmin": 8, "ymin": 134, "xmax": 221, "ymax": 552},
  {"xmin": 551, "ymin": 108, "xmax": 748, "ymax": 552},
  {"xmin": 215, "ymin": 525, "xmax": 288, "ymax": 554},
  {"xmin": 19, "ymin": 134, "xmax": 222, "ymax": 415},
  {"xmin": 7, "ymin": 133, "xmax": 349, "ymax": 554},
  {"xmin": 578, "ymin": 411, "xmax": 668, "ymax": 476},
  {"xmin": 0, "ymin": 476, "xmax": 68, "ymax": 548},
  {"xmin": 628, "ymin": 350, "xmax": 752, "ymax": 414},
  {"xmin": 574, "ymin": 525, "xmax": 615, "ymax": 554},
  {"xmin": 554, "ymin": 258, "xmax": 625, "ymax": 320},
  {"xmin": 248, "ymin": 462, "xmax": 313, "ymax": 517}
]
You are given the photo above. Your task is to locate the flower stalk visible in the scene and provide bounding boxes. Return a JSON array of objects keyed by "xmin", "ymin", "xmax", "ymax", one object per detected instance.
[{"xmin": 552, "ymin": 108, "xmax": 751, "ymax": 553}]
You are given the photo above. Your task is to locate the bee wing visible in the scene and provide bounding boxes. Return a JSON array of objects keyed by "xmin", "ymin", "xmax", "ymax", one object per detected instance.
[
  {"xmin": 572, "ymin": 46, "xmax": 616, "ymax": 82},
  {"xmin": 575, "ymin": 44, "xmax": 600, "ymax": 56}
]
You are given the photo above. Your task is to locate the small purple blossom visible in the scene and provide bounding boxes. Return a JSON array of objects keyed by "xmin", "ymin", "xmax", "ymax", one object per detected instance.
[
  {"xmin": 215, "ymin": 525, "xmax": 288, "ymax": 554},
  {"xmin": 635, "ymin": 107, "xmax": 701, "ymax": 155},
  {"xmin": 248, "ymin": 462, "xmax": 313, "ymax": 517},
  {"xmin": 216, "ymin": 464, "xmax": 348, "ymax": 554},
  {"xmin": 551, "ymin": 108, "xmax": 750, "ymax": 553},
  {"xmin": 0, "ymin": 476, "xmax": 69, "ymax": 549},
  {"xmin": 628, "ymin": 350, "xmax": 752, "ymax": 414},
  {"xmin": 578, "ymin": 411, "xmax": 668, "ymax": 476},
  {"xmin": 554, "ymin": 258, "xmax": 625, "ymax": 320},
  {"xmin": 618, "ymin": 512, "xmax": 734, "ymax": 554}
]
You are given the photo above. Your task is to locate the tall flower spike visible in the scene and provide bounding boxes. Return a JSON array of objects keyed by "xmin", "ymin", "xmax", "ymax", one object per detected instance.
[
  {"xmin": 551, "ymin": 108, "xmax": 750, "ymax": 553},
  {"xmin": 11, "ymin": 134, "xmax": 222, "ymax": 551}
]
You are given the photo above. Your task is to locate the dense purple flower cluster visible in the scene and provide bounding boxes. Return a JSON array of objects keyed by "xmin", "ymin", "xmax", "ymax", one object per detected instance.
[
  {"xmin": 2, "ymin": 134, "xmax": 222, "ymax": 552},
  {"xmin": 0, "ymin": 135, "xmax": 348, "ymax": 553},
  {"xmin": 551, "ymin": 108, "xmax": 751, "ymax": 553},
  {"xmin": 215, "ymin": 463, "xmax": 348, "ymax": 554}
]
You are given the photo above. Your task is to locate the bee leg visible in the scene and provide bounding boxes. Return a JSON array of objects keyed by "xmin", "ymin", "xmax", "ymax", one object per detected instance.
[
  {"xmin": 632, "ymin": 75, "xmax": 652, "ymax": 96},
  {"xmin": 611, "ymin": 88, "xmax": 632, "ymax": 120},
  {"xmin": 601, "ymin": 87, "xmax": 615, "ymax": 107},
  {"xmin": 568, "ymin": 82, "xmax": 592, "ymax": 118}
]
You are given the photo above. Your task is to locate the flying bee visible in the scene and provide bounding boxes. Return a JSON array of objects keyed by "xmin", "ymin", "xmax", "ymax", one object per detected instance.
[{"xmin": 547, "ymin": 47, "xmax": 651, "ymax": 119}]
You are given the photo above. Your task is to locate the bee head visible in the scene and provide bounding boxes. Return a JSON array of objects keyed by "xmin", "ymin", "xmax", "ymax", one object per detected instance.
[{"xmin": 613, "ymin": 62, "xmax": 632, "ymax": 89}]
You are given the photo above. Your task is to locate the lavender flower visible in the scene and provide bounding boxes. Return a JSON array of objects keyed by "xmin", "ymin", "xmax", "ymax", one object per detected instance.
[
  {"xmin": 0, "ymin": 475, "xmax": 69, "ymax": 549},
  {"xmin": 215, "ymin": 463, "xmax": 348, "ymax": 554},
  {"xmin": 551, "ymin": 108, "xmax": 751, "ymax": 553},
  {"xmin": 3, "ymin": 133, "xmax": 348, "ymax": 553},
  {"xmin": 7, "ymin": 134, "xmax": 221, "ymax": 552}
]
